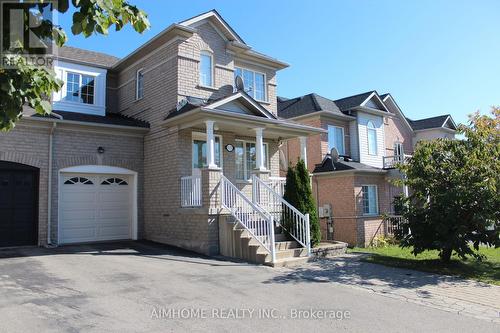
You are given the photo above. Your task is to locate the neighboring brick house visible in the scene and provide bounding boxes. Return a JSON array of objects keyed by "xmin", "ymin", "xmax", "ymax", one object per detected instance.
[
  {"xmin": 278, "ymin": 91, "xmax": 457, "ymax": 246},
  {"xmin": 0, "ymin": 10, "xmax": 324, "ymax": 266}
]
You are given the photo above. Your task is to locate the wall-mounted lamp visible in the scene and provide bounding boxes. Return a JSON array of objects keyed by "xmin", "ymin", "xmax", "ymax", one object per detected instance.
[{"xmin": 97, "ymin": 146, "xmax": 105, "ymax": 154}]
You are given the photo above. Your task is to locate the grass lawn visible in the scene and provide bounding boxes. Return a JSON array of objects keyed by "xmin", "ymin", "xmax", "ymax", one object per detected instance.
[{"xmin": 349, "ymin": 245, "xmax": 500, "ymax": 285}]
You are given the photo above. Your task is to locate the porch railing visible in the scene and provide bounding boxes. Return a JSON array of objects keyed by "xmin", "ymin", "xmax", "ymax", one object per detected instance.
[
  {"xmin": 180, "ymin": 175, "xmax": 202, "ymax": 207},
  {"xmin": 383, "ymin": 154, "xmax": 412, "ymax": 169},
  {"xmin": 220, "ymin": 175, "xmax": 276, "ymax": 262},
  {"xmin": 269, "ymin": 176, "xmax": 286, "ymax": 197},
  {"xmin": 252, "ymin": 175, "xmax": 311, "ymax": 255},
  {"xmin": 384, "ymin": 215, "xmax": 405, "ymax": 235}
]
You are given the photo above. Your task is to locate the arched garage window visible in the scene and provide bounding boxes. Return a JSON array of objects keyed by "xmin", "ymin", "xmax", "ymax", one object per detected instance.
[
  {"xmin": 101, "ymin": 178, "xmax": 128, "ymax": 185},
  {"xmin": 64, "ymin": 177, "xmax": 93, "ymax": 185}
]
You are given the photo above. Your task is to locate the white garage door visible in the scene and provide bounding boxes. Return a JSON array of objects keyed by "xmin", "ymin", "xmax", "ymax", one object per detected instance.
[{"xmin": 60, "ymin": 173, "xmax": 133, "ymax": 244}]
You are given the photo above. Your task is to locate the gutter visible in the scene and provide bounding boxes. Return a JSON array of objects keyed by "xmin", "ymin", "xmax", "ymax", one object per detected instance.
[
  {"xmin": 312, "ymin": 168, "xmax": 387, "ymax": 177},
  {"xmin": 46, "ymin": 112, "xmax": 63, "ymax": 247}
]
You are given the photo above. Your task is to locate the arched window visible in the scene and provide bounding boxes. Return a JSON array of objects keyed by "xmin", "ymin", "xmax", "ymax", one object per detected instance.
[
  {"xmin": 199, "ymin": 50, "xmax": 213, "ymax": 87},
  {"xmin": 101, "ymin": 178, "xmax": 128, "ymax": 185},
  {"xmin": 367, "ymin": 121, "xmax": 377, "ymax": 155},
  {"xmin": 64, "ymin": 177, "xmax": 93, "ymax": 185}
]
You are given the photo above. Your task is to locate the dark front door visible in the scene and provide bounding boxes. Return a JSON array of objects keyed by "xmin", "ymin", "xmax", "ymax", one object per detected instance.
[{"xmin": 0, "ymin": 162, "xmax": 38, "ymax": 247}]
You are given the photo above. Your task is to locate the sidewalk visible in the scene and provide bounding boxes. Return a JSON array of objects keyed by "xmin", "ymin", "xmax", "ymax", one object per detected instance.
[{"xmin": 271, "ymin": 254, "xmax": 500, "ymax": 323}]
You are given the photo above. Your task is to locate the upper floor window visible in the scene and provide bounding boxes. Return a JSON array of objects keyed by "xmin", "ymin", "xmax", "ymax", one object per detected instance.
[
  {"xmin": 136, "ymin": 69, "xmax": 144, "ymax": 100},
  {"xmin": 367, "ymin": 121, "xmax": 377, "ymax": 155},
  {"xmin": 234, "ymin": 67, "xmax": 266, "ymax": 102},
  {"xmin": 65, "ymin": 72, "xmax": 95, "ymax": 104},
  {"xmin": 200, "ymin": 51, "xmax": 213, "ymax": 87},
  {"xmin": 328, "ymin": 125, "xmax": 345, "ymax": 155},
  {"xmin": 362, "ymin": 185, "xmax": 378, "ymax": 215}
]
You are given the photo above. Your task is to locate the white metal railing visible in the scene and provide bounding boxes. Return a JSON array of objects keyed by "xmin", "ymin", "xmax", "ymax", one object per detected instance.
[
  {"xmin": 269, "ymin": 176, "xmax": 286, "ymax": 197},
  {"xmin": 383, "ymin": 154, "xmax": 412, "ymax": 169},
  {"xmin": 384, "ymin": 215, "xmax": 405, "ymax": 235},
  {"xmin": 220, "ymin": 175, "xmax": 276, "ymax": 262},
  {"xmin": 252, "ymin": 175, "xmax": 311, "ymax": 255},
  {"xmin": 180, "ymin": 176, "xmax": 202, "ymax": 207}
]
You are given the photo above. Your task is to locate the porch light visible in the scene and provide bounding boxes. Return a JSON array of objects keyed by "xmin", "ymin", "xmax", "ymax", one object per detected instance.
[{"xmin": 97, "ymin": 147, "xmax": 105, "ymax": 154}]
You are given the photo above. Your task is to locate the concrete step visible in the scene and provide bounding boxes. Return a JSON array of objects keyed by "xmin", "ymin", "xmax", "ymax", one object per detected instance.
[
  {"xmin": 274, "ymin": 240, "xmax": 300, "ymax": 250},
  {"xmin": 264, "ymin": 256, "xmax": 310, "ymax": 268}
]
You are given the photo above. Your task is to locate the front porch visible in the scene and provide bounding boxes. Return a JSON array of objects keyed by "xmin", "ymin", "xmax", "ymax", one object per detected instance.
[{"xmin": 162, "ymin": 92, "xmax": 325, "ymax": 265}]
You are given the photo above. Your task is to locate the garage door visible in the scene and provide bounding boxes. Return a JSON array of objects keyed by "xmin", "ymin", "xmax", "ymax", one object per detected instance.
[
  {"xmin": 0, "ymin": 162, "xmax": 38, "ymax": 247},
  {"xmin": 60, "ymin": 173, "xmax": 132, "ymax": 244}
]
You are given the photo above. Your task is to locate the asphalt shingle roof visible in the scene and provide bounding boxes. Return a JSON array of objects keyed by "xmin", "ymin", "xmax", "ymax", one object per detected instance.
[
  {"xmin": 277, "ymin": 93, "xmax": 346, "ymax": 119},
  {"xmin": 57, "ymin": 46, "xmax": 120, "ymax": 68},
  {"xmin": 33, "ymin": 110, "xmax": 149, "ymax": 128},
  {"xmin": 333, "ymin": 91, "xmax": 375, "ymax": 112},
  {"xmin": 312, "ymin": 154, "xmax": 382, "ymax": 173},
  {"xmin": 406, "ymin": 115, "xmax": 453, "ymax": 131}
]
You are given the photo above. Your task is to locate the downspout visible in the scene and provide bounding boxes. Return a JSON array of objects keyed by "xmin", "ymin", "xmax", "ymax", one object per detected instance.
[{"xmin": 46, "ymin": 112, "xmax": 63, "ymax": 247}]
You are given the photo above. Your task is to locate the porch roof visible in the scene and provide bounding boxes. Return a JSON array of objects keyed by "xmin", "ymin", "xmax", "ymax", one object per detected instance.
[{"xmin": 161, "ymin": 106, "xmax": 326, "ymax": 139}]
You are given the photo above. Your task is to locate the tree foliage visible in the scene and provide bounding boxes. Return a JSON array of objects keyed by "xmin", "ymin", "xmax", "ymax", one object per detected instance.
[
  {"xmin": 395, "ymin": 108, "xmax": 500, "ymax": 262},
  {"xmin": 283, "ymin": 159, "xmax": 321, "ymax": 247},
  {"xmin": 1, "ymin": 0, "xmax": 150, "ymax": 130}
]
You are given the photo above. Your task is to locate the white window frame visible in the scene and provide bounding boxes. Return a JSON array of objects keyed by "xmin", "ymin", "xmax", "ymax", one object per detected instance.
[
  {"xmin": 328, "ymin": 125, "xmax": 345, "ymax": 155},
  {"xmin": 199, "ymin": 50, "xmax": 214, "ymax": 88},
  {"xmin": 367, "ymin": 121, "xmax": 378, "ymax": 156},
  {"xmin": 394, "ymin": 142, "xmax": 404, "ymax": 161},
  {"xmin": 65, "ymin": 71, "xmax": 96, "ymax": 105},
  {"xmin": 191, "ymin": 132, "xmax": 223, "ymax": 170},
  {"xmin": 234, "ymin": 67, "xmax": 267, "ymax": 102},
  {"xmin": 235, "ymin": 139, "xmax": 270, "ymax": 181},
  {"xmin": 136, "ymin": 68, "xmax": 144, "ymax": 100},
  {"xmin": 362, "ymin": 185, "xmax": 379, "ymax": 216}
]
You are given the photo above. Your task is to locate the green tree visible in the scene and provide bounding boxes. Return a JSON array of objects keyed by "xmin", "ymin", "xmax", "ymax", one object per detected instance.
[
  {"xmin": 283, "ymin": 159, "xmax": 321, "ymax": 247},
  {"xmin": 1, "ymin": 0, "xmax": 150, "ymax": 131},
  {"xmin": 395, "ymin": 108, "xmax": 500, "ymax": 262}
]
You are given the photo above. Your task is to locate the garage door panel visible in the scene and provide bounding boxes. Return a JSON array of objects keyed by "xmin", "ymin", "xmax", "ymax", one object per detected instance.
[{"xmin": 60, "ymin": 172, "xmax": 133, "ymax": 244}]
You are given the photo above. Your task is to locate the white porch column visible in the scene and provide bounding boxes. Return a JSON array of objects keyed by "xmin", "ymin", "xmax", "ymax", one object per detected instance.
[
  {"xmin": 205, "ymin": 120, "xmax": 217, "ymax": 169},
  {"xmin": 299, "ymin": 136, "xmax": 307, "ymax": 168},
  {"xmin": 255, "ymin": 128, "xmax": 266, "ymax": 171}
]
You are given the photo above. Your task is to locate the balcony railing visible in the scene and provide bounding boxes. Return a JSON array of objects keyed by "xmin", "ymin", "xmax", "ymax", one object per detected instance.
[
  {"xmin": 180, "ymin": 175, "xmax": 202, "ymax": 207},
  {"xmin": 383, "ymin": 154, "xmax": 412, "ymax": 169}
]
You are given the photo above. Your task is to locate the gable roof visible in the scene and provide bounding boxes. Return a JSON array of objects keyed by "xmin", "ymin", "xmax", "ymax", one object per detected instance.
[
  {"xmin": 167, "ymin": 91, "xmax": 276, "ymax": 120},
  {"xmin": 333, "ymin": 91, "xmax": 375, "ymax": 112},
  {"xmin": 179, "ymin": 9, "xmax": 245, "ymax": 44},
  {"xmin": 57, "ymin": 46, "xmax": 119, "ymax": 68},
  {"xmin": 277, "ymin": 93, "xmax": 350, "ymax": 119},
  {"xmin": 406, "ymin": 115, "xmax": 457, "ymax": 131}
]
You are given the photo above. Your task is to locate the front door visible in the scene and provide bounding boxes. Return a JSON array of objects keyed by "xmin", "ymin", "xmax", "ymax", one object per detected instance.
[{"xmin": 0, "ymin": 162, "xmax": 38, "ymax": 247}]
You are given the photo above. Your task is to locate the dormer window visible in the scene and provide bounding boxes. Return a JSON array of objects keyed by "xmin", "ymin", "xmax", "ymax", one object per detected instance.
[
  {"xmin": 234, "ymin": 67, "xmax": 266, "ymax": 102},
  {"xmin": 136, "ymin": 69, "xmax": 144, "ymax": 100},
  {"xmin": 65, "ymin": 72, "xmax": 95, "ymax": 104},
  {"xmin": 200, "ymin": 51, "xmax": 213, "ymax": 87}
]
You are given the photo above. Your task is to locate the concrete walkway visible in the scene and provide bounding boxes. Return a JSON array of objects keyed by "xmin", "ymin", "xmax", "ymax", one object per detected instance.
[{"xmin": 271, "ymin": 253, "xmax": 500, "ymax": 323}]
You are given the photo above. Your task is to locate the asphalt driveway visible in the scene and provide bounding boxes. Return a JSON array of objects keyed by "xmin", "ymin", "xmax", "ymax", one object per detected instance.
[{"xmin": 0, "ymin": 241, "xmax": 498, "ymax": 333}]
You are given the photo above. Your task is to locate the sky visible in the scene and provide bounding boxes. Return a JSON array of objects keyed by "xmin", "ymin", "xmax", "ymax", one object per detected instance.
[{"xmin": 59, "ymin": 0, "xmax": 500, "ymax": 125}]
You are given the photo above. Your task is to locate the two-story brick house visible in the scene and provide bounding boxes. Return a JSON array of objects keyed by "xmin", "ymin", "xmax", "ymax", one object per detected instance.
[
  {"xmin": 0, "ymin": 10, "xmax": 324, "ymax": 266},
  {"xmin": 278, "ymin": 91, "xmax": 457, "ymax": 246}
]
